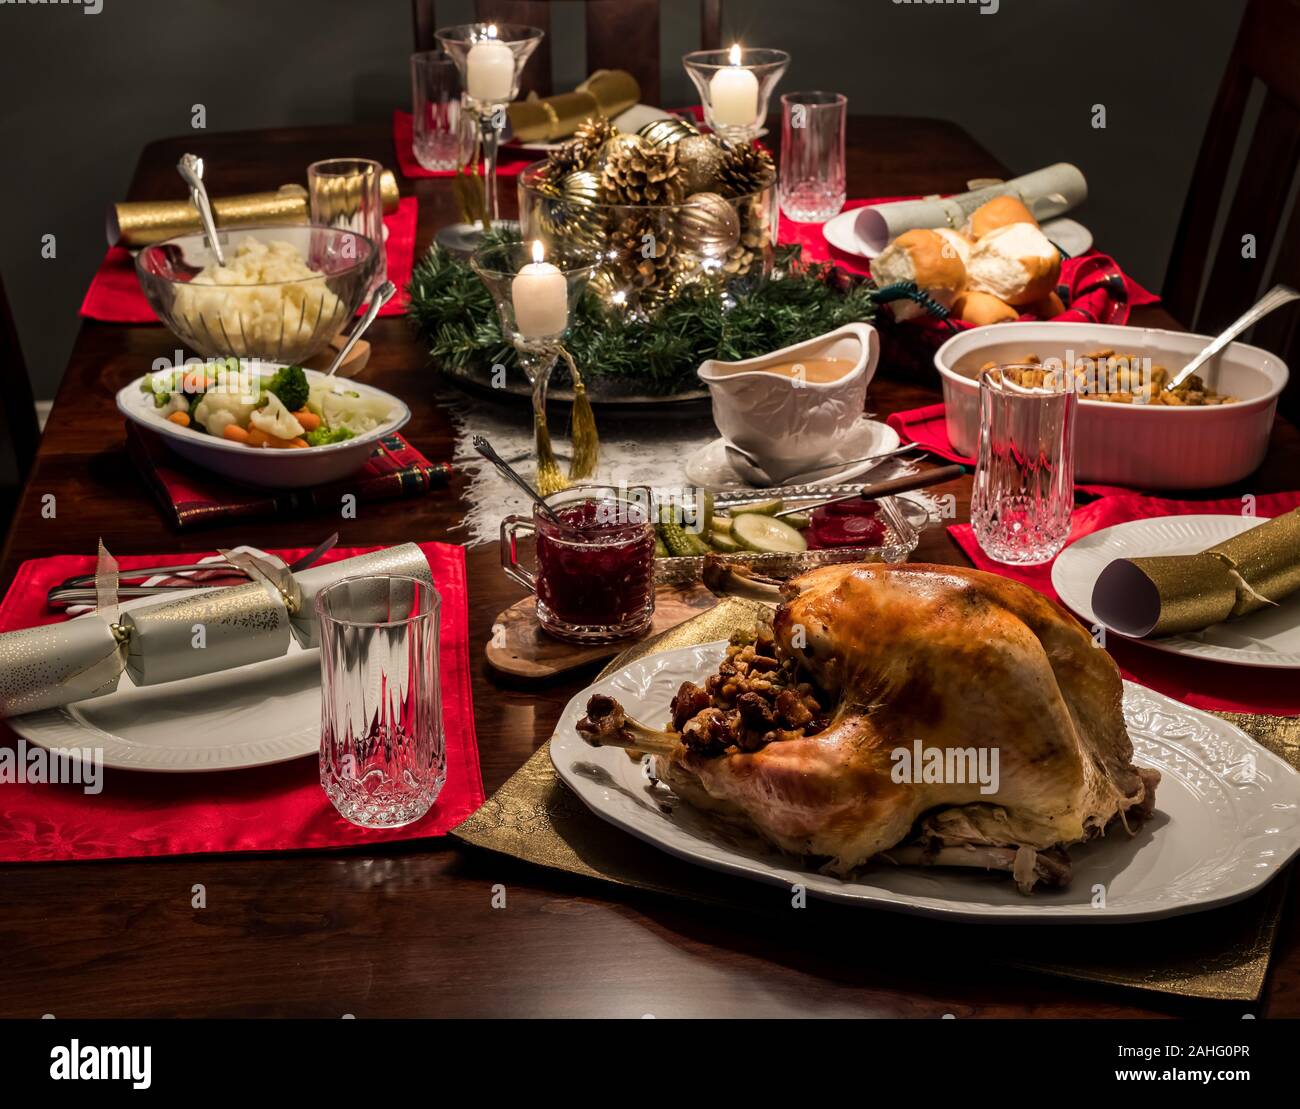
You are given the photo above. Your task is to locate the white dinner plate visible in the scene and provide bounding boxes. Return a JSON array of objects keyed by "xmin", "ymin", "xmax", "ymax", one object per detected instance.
[
  {"xmin": 1052, "ymin": 514, "xmax": 1300, "ymax": 669},
  {"xmin": 822, "ymin": 208, "xmax": 1094, "ymax": 261},
  {"xmin": 551, "ymin": 640, "xmax": 1300, "ymax": 922},
  {"xmin": 10, "ymin": 592, "xmax": 319, "ymax": 772},
  {"xmin": 683, "ymin": 417, "xmax": 900, "ymax": 491}
]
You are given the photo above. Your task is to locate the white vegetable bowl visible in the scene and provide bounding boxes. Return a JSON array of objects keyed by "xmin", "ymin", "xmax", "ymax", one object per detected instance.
[
  {"xmin": 934, "ymin": 322, "xmax": 1288, "ymax": 489},
  {"xmin": 116, "ymin": 362, "xmax": 411, "ymax": 489}
]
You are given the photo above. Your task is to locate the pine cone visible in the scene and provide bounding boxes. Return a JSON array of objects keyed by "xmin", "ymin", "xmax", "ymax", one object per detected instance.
[
  {"xmin": 602, "ymin": 213, "xmax": 678, "ymax": 310},
  {"xmin": 722, "ymin": 196, "xmax": 771, "ymax": 278},
  {"xmin": 716, "ymin": 142, "xmax": 775, "ymax": 199},
  {"xmin": 545, "ymin": 115, "xmax": 617, "ymax": 179},
  {"xmin": 599, "ymin": 135, "xmax": 685, "ymax": 206}
]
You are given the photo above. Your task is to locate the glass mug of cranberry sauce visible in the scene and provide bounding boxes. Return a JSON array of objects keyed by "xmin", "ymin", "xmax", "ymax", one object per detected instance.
[{"xmin": 500, "ymin": 485, "xmax": 656, "ymax": 642}]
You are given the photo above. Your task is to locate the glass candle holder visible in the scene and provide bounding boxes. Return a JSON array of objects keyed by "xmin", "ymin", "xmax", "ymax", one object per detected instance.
[
  {"xmin": 316, "ymin": 574, "xmax": 444, "ymax": 829},
  {"xmin": 471, "ymin": 240, "xmax": 599, "ymax": 493},
  {"xmin": 307, "ymin": 157, "xmax": 386, "ymax": 292},
  {"xmin": 683, "ymin": 46, "xmax": 790, "ymax": 143},
  {"xmin": 971, "ymin": 365, "xmax": 1077, "ymax": 565},
  {"xmin": 779, "ymin": 91, "xmax": 847, "ymax": 223},
  {"xmin": 436, "ymin": 22, "xmax": 545, "ymax": 225},
  {"xmin": 410, "ymin": 50, "xmax": 475, "ymax": 172}
]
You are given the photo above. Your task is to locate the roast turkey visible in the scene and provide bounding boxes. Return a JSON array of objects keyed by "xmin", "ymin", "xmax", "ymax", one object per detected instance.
[{"xmin": 577, "ymin": 561, "xmax": 1159, "ymax": 893}]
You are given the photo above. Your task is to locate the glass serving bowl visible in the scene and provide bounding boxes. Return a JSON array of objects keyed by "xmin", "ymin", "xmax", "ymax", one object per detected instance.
[
  {"xmin": 517, "ymin": 160, "xmax": 778, "ymax": 319},
  {"xmin": 135, "ymin": 224, "xmax": 379, "ymax": 363}
]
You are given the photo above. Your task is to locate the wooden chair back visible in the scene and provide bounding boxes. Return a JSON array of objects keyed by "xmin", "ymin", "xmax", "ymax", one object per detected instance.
[
  {"xmin": 1164, "ymin": 0, "xmax": 1300, "ymax": 418},
  {"xmin": 412, "ymin": 0, "xmax": 723, "ymax": 105}
]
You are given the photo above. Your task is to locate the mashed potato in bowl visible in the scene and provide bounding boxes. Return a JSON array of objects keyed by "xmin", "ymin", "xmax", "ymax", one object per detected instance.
[{"xmin": 172, "ymin": 238, "xmax": 348, "ymax": 355}]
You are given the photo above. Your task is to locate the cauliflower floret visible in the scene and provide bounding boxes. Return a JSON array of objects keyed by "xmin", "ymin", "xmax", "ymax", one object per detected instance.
[
  {"xmin": 159, "ymin": 391, "xmax": 190, "ymax": 419},
  {"xmin": 310, "ymin": 382, "xmax": 399, "ymax": 435},
  {"xmin": 192, "ymin": 389, "xmax": 258, "ymax": 438},
  {"xmin": 249, "ymin": 392, "xmax": 305, "ymax": 440}
]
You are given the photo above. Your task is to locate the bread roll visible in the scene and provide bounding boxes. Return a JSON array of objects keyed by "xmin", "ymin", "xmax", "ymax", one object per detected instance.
[
  {"xmin": 952, "ymin": 289, "xmax": 1019, "ymax": 326},
  {"xmin": 962, "ymin": 195, "xmax": 1037, "ymax": 240},
  {"xmin": 1025, "ymin": 290, "xmax": 1066, "ymax": 319},
  {"xmin": 871, "ymin": 229, "xmax": 967, "ymax": 320},
  {"xmin": 966, "ymin": 223, "xmax": 1061, "ymax": 307},
  {"xmin": 934, "ymin": 228, "xmax": 973, "ymax": 269}
]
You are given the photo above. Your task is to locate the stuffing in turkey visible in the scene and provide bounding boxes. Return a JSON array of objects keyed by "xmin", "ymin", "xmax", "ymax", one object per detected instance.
[{"xmin": 577, "ymin": 561, "xmax": 1159, "ymax": 893}]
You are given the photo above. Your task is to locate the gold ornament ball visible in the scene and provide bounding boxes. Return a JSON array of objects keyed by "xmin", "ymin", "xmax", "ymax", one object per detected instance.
[
  {"xmin": 674, "ymin": 133, "xmax": 725, "ymax": 194},
  {"xmin": 678, "ymin": 192, "xmax": 740, "ymax": 257}
]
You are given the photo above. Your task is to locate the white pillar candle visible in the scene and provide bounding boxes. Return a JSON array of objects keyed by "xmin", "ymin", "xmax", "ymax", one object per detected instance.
[
  {"xmin": 511, "ymin": 241, "xmax": 568, "ymax": 339},
  {"xmin": 709, "ymin": 44, "xmax": 759, "ymax": 128},
  {"xmin": 466, "ymin": 27, "xmax": 514, "ymax": 102}
]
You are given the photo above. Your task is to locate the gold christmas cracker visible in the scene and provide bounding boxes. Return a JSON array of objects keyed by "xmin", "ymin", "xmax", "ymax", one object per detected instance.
[
  {"xmin": 109, "ymin": 170, "xmax": 401, "ymax": 248},
  {"xmin": 1092, "ymin": 508, "xmax": 1300, "ymax": 638},
  {"xmin": 507, "ymin": 70, "xmax": 640, "ymax": 142}
]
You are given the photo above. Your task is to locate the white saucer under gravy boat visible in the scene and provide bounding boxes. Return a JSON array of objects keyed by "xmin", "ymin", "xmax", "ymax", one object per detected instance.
[{"xmin": 697, "ymin": 323, "xmax": 880, "ymax": 484}]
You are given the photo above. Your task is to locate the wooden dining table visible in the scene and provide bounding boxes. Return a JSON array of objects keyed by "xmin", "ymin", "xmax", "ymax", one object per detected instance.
[{"xmin": 2, "ymin": 116, "xmax": 1298, "ymax": 1019}]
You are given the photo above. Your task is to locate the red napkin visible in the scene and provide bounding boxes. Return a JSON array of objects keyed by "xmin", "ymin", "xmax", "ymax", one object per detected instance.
[
  {"xmin": 0, "ymin": 541, "xmax": 483, "ymax": 863},
  {"xmin": 80, "ymin": 197, "xmax": 419, "ymax": 323},
  {"xmin": 125, "ymin": 423, "xmax": 452, "ymax": 530},
  {"xmin": 393, "ymin": 109, "xmax": 536, "ymax": 179},
  {"xmin": 948, "ymin": 491, "xmax": 1300, "ymax": 716}
]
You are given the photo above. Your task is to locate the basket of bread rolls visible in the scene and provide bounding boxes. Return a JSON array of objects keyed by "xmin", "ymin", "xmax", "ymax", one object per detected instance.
[{"xmin": 871, "ymin": 196, "xmax": 1066, "ymax": 326}]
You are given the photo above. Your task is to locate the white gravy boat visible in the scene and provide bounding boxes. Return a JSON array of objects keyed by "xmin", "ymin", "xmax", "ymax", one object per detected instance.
[{"xmin": 697, "ymin": 323, "xmax": 879, "ymax": 483}]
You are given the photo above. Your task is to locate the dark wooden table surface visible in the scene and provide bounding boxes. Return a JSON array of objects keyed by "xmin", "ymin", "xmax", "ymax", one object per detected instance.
[{"xmin": 2, "ymin": 117, "xmax": 1298, "ymax": 1018}]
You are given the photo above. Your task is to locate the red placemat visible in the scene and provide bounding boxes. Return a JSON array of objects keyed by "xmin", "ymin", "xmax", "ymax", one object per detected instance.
[
  {"xmin": 0, "ymin": 541, "xmax": 483, "ymax": 863},
  {"xmin": 126, "ymin": 423, "xmax": 452, "ymax": 530},
  {"xmin": 80, "ymin": 197, "xmax": 419, "ymax": 324},
  {"xmin": 948, "ymin": 491, "xmax": 1300, "ymax": 716},
  {"xmin": 393, "ymin": 109, "xmax": 536, "ymax": 179}
]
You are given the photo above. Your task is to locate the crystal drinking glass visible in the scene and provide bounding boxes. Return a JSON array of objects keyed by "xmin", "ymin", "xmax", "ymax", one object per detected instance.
[
  {"xmin": 436, "ymin": 22, "xmax": 545, "ymax": 227},
  {"xmin": 307, "ymin": 157, "xmax": 386, "ymax": 292},
  {"xmin": 971, "ymin": 365, "xmax": 1077, "ymax": 565},
  {"xmin": 779, "ymin": 91, "xmax": 847, "ymax": 222},
  {"xmin": 317, "ymin": 574, "xmax": 444, "ymax": 829},
  {"xmin": 410, "ymin": 51, "xmax": 474, "ymax": 172}
]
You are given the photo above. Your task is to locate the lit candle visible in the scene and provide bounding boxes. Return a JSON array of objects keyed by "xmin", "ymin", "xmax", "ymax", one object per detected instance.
[
  {"xmin": 708, "ymin": 44, "xmax": 759, "ymax": 128},
  {"xmin": 466, "ymin": 25, "xmax": 514, "ymax": 102},
  {"xmin": 511, "ymin": 241, "xmax": 568, "ymax": 339}
]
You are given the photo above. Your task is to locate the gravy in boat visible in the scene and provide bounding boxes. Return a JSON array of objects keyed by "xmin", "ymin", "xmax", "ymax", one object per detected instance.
[{"xmin": 755, "ymin": 358, "xmax": 852, "ymax": 384}]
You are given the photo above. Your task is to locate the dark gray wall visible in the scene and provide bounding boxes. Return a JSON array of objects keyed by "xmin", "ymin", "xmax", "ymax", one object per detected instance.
[{"xmin": 0, "ymin": 0, "xmax": 1246, "ymax": 400}]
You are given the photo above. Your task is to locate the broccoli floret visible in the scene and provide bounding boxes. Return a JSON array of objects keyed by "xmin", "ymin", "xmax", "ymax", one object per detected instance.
[
  {"xmin": 263, "ymin": 364, "xmax": 309, "ymax": 412},
  {"xmin": 305, "ymin": 426, "xmax": 355, "ymax": 447}
]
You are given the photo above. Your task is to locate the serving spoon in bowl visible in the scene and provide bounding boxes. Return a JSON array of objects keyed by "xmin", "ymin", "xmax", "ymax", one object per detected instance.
[
  {"xmin": 324, "ymin": 280, "xmax": 396, "ymax": 379},
  {"xmin": 1166, "ymin": 283, "xmax": 1300, "ymax": 391},
  {"xmin": 176, "ymin": 153, "xmax": 226, "ymax": 268}
]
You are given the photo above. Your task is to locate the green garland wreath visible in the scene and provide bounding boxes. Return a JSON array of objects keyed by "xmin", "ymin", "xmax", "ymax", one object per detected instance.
[{"xmin": 406, "ymin": 230, "xmax": 885, "ymax": 396}]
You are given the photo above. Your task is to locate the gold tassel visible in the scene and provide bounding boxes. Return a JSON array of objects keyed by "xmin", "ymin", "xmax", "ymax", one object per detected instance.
[
  {"xmin": 560, "ymin": 345, "xmax": 599, "ymax": 481},
  {"xmin": 533, "ymin": 410, "xmax": 569, "ymax": 496}
]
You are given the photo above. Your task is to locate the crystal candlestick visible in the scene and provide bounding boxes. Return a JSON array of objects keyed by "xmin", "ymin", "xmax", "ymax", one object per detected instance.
[
  {"xmin": 436, "ymin": 22, "xmax": 544, "ymax": 227},
  {"xmin": 471, "ymin": 240, "xmax": 600, "ymax": 494},
  {"xmin": 683, "ymin": 45, "xmax": 790, "ymax": 144}
]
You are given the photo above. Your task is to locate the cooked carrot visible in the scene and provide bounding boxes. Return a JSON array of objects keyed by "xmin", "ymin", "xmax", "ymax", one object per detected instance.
[
  {"xmin": 294, "ymin": 409, "xmax": 321, "ymax": 431},
  {"xmin": 223, "ymin": 424, "xmax": 251, "ymax": 443},
  {"xmin": 168, "ymin": 411, "xmax": 190, "ymax": 427},
  {"xmin": 244, "ymin": 427, "xmax": 272, "ymax": 448}
]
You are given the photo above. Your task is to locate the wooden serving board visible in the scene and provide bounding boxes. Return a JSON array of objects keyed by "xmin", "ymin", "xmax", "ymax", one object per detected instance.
[{"xmin": 486, "ymin": 582, "xmax": 718, "ymax": 681}]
